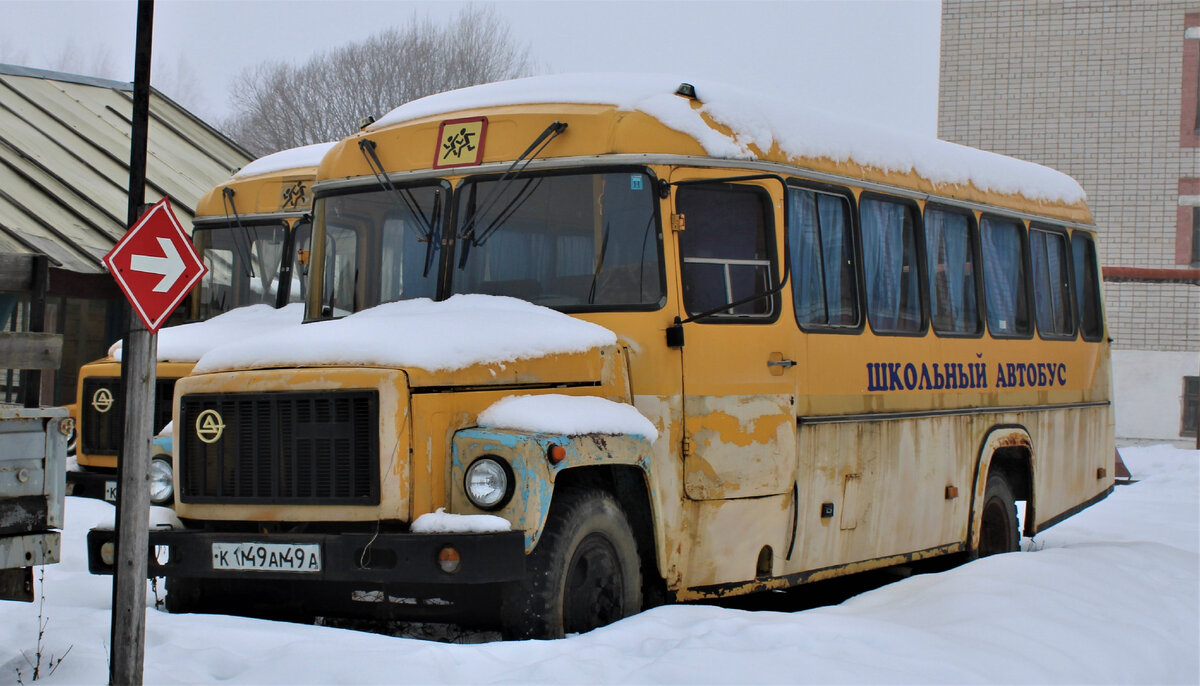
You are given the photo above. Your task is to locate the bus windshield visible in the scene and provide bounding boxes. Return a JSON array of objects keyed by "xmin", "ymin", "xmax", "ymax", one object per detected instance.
[
  {"xmin": 452, "ymin": 170, "xmax": 663, "ymax": 309},
  {"xmin": 314, "ymin": 184, "xmax": 443, "ymax": 316},
  {"xmin": 191, "ymin": 222, "xmax": 291, "ymax": 320}
]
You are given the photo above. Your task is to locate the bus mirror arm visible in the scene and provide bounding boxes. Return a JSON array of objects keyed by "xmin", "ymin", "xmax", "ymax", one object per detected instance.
[{"xmin": 668, "ymin": 255, "xmax": 792, "ymax": 348}]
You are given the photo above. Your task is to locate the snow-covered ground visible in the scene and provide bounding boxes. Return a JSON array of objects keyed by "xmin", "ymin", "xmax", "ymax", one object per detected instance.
[{"xmin": 1, "ymin": 445, "xmax": 1196, "ymax": 685}]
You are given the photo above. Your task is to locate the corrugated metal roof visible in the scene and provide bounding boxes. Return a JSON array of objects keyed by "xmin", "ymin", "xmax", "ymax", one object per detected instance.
[{"xmin": 0, "ymin": 63, "xmax": 253, "ymax": 273}]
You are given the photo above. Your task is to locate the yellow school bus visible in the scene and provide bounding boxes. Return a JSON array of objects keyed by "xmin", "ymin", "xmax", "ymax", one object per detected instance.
[
  {"xmin": 95, "ymin": 76, "xmax": 1113, "ymax": 638},
  {"xmin": 67, "ymin": 143, "xmax": 332, "ymax": 504}
]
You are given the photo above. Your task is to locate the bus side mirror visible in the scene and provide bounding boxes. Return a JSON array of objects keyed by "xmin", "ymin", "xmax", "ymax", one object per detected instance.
[{"xmin": 666, "ymin": 318, "xmax": 684, "ymax": 348}]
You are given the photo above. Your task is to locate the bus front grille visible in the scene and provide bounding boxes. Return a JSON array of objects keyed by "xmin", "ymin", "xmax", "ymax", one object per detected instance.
[
  {"xmin": 80, "ymin": 377, "xmax": 176, "ymax": 456},
  {"xmin": 178, "ymin": 391, "xmax": 380, "ymax": 505}
]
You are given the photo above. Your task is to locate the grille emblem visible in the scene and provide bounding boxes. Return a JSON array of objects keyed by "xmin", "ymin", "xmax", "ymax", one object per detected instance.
[
  {"xmin": 92, "ymin": 388, "xmax": 114, "ymax": 413},
  {"xmin": 195, "ymin": 410, "xmax": 225, "ymax": 443}
]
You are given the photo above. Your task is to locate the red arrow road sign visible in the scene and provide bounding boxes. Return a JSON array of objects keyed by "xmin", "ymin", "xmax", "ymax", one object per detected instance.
[{"xmin": 102, "ymin": 197, "xmax": 207, "ymax": 333}]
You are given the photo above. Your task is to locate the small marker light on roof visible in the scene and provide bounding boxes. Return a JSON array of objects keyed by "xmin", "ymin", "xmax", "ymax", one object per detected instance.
[
  {"xmin": 675, "ymin": 82, "xmax": 697, "ymax": 100},
  {"xmin": 548, "ymin": 444, "xmax": 566, "ymax": 464},
  {"xmin": 357, "ymin": 115, "xmax": 376, "ymax": 130}
]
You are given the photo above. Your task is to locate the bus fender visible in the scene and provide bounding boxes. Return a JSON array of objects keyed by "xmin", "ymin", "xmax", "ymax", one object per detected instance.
[
  {"xmin": 450, "ymin": 427, "xmax": 654, "ymax": 554},
  {"xmin": 967, "ymin": 426, "xmax": 1034, "ymax": 551}
]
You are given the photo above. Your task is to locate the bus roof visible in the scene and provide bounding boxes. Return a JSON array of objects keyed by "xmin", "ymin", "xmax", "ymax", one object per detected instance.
[
  {"xmin": 233, "ymin": 141, "xmax": 337, "ymax": 179},
  {"xmin": 195, "ymin": 142, "xmax": 335, "ymax": 221},
  {"xmin": 363, "ymin": 74, "xmax": 1089, "ymax": 222}
]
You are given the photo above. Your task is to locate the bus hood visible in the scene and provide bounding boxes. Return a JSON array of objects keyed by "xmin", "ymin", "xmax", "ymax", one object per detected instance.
[
  {"xmin": 191, "ymin": 295, "xmax": 620, "ymax": 386},
  {"xmin": 109, "ymin": 303, "xmax": 305, "ymax": 363}
]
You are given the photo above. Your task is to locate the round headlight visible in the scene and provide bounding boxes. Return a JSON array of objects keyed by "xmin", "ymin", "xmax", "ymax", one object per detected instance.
[
  {"xmin": 149, "ymin": 457, "xmax": 174, "ymax": 505},
  {"xmin": 464, "ymin": 457, "xmax": 511, "ymax": 510}
]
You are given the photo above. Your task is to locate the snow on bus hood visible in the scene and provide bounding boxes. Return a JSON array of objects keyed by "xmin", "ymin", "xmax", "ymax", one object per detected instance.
[
  {"xmin": 192, "ymin": 295, "xmax": 618, "ymax": 374},
  {"xmin": 370, "ymin": 73, "xmax": 1085, "ymax": 205},
  {"xmin": 479, "ymin": 394, "xmax": 659, "ymax": 443},
  {"xmin": 109, "ymin": 303, "xmax": 304, "ymax": 363}
]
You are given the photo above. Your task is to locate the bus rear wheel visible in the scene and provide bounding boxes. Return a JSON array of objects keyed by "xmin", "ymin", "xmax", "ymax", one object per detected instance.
[
  {"xmin": 501, "ymin": 489, "xmax": 641, "ymax": 639},
  {"xmin": 977, "ymin": 473, "xmax": 1019, "ymax": 557}
]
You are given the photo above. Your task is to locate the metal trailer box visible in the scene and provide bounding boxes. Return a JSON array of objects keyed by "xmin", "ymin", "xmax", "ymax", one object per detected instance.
[{"xmin": 0, "ymin": 405, "xmax": 68, "ymax": 601}]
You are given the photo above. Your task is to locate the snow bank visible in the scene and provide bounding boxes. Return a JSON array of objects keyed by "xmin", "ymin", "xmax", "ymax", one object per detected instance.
[
  {"xmin": 110, "ymin": 303, "xmax": 304, "ymax": 363},
  {"xmin": 410, "ymin": 508, "xmax": 510, "ymax": 534},
  {"xmin": 370, "ymin": 73, "xmax": 1085, "ymax": 204},
  {"xmin": 1, "ymin": 446, "xmax": 1195, "ymax": 684},
  {"xmin": 478, "ymin": 394, "xmax": 659, "ymax": 442},
  {"xmin": 88, "ymin": 504, "xmax": 183, "ymax": 532},
  {"xmin": 193, "ymin": 295, "xmax": 617, "ymax": 374},
  {"xmin": 233, "ymin": 141, "xmax": 336, "ymax": 179}
]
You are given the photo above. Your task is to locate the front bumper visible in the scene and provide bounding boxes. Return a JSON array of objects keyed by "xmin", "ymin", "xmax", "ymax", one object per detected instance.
[{"xmin": 86, "ymin": 527, "xmax": 525, "ymax": 585}]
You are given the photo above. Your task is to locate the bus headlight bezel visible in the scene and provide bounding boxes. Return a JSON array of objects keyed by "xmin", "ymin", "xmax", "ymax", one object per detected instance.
[
  {"xmin": 464, "ymin": 456, "xmax": 513, "ymax": 511},
  {"xmin": 149, "ymin": 456, "xmax": 174, "ymax": 506}
]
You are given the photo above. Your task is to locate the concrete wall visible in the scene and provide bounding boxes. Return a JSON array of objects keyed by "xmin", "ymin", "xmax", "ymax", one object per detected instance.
[{"xmin": 1112, "ymin": 349, "xmax": 1199, "ymax": 444}]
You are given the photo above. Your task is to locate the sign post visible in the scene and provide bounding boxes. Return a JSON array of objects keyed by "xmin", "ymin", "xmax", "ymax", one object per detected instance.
[
  {"xmin": 102, "ymin": 198, "xmax": 205, "ymax": 686},
  {"xmin": 101, "ymin": 3, "xmax": 197, "ymax": 685}
]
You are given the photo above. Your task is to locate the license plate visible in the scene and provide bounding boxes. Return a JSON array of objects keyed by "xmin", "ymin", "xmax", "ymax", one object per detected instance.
[
  {"xmin": 211, "ymin": 542, "xmax": 322, "ymax": 572},
  {"xmin": 104, "ymin": 481, "xmax": 117, "ymax": 502}
]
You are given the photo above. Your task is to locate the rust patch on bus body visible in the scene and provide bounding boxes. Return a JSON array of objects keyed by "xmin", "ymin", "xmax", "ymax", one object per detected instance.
[
  {"xmin": 684, "ymin": 395, "xmax": 795, "ymax": 500},
  {"xmin": 995, "ymin": 433, "xmax": 1031, "ymax": 449}
]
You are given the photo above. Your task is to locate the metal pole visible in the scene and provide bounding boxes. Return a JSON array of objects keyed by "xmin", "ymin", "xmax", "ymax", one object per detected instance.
[{"xmin": 110, "ymin": 2, "xmax": 155, "ymax": 684}]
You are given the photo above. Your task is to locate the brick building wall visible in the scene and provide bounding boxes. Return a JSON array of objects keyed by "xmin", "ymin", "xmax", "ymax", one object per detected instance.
[{"xmin": 939, "ymin": 0, "xmax": 1200, "ymax": 353}]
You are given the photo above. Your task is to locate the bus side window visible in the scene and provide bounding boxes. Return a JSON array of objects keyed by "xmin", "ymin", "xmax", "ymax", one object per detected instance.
[
  {"xmin": 924, "ymin": 206, "xmax": 982, "ymax": 336},
  {"xmin": 980, "ymin": 216, "xmax": 1032, "ymax": 338},
  {"xmin": 789, "ymin": 186, "xmax": 859, "ymax": 329},
  {"xmin": 677, "ymin": 183, "xmax": 776, "ymax": 319},
  {"xmin": 1071, "ymin": 232, "xmax": 1104, "ymax": 341},
  {"xmin": 861, "ymin": 196, "xmax": 924, "ymax": 334},
  {"xmin": 1030, "ymin": 227, "xmax": 1074, "ymax": 338}
]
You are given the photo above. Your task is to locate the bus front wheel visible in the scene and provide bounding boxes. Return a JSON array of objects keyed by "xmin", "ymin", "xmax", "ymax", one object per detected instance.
[
  {"xmin": 501, "ymin": 489, "xmax": 641, "ymax": 639},
  {"xmin": 977, "ymin": 473, "xmax": 1019, "ymax": 557}
]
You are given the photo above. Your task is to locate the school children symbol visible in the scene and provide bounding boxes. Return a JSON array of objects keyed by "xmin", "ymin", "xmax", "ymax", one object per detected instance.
[{"xmin": 433, "ymin": 117, "xmax": 487, "ymax": 169}]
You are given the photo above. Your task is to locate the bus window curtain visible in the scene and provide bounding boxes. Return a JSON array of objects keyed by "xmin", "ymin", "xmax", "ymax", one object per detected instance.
[
  {"xmin": 789, "ymin": 189, "xmax": 826, "ymax": 323},
  {"xmin": 982, "ymin": 219, "xmax": 1022, "ymax": 335},
  {"xmin": 926, "ymin": 211, "xmax": 972, "ymax": 333},
  {"xmin": 862, "ymin": 199, "xmax": 905, "ymax": 331},
  {"xmin": 817, "ymin": 194, "xmax": 853, "ymax": 325}
]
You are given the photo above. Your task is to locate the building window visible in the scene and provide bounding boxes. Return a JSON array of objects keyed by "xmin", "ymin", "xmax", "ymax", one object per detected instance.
[
  {"xmin": 1183, "ymin": 15, "xmax": 1200, "ymax": 146},
  {"xmin": 1184, "ymin": 376, "xmax": 1199, "ymax": 438},
  {"xmin": 1193, "ymin": 207, "xmax": 1200, "ymax": 266}
]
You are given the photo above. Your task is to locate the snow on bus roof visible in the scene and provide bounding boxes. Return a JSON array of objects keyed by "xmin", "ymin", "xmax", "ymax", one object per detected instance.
[
  {"xmin": 233, "ymin": 141, "xmax": 337, "ymax": 179},
  {"xmin": 192, "ymin": 295, "xmax": 618, "ymax": 374},
  {"xmin": 370, "ymin": 73, "xmax": 1085, "ymax": 205}
]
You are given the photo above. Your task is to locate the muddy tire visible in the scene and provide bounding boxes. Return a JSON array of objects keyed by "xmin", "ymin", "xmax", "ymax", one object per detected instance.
[
  {"xmin": 977, "ymin": 473, "xmax": 1019, "ymax": 557},
  {"xmin": 501, "ymin": 489, "xmax": 641, "ymax": 639}
]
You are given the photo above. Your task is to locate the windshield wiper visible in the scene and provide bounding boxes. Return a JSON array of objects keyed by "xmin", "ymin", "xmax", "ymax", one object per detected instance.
[
  {"xmin": 455, "ymin": 121, "xmax": 567, "ymax": 254},
  {"xmin": 221, "ymin": 188, "xmax": 256, "ymax": 279},
  {"xmin": 358, "ymin": 139, "xmax": 437, "ymax": 244}
]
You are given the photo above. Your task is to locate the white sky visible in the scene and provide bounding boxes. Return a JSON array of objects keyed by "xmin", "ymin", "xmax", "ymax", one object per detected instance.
[{"xmin": 0, "ymin": 0, "xmax": 941, "ymax": 136}]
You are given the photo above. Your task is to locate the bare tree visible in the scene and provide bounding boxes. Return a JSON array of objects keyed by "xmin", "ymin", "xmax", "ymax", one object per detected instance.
[
  {"xmin": 46, "ymin": 44, "xmax": 120, "ymax": 80},
  {"xmin": 222, "ymin": 6, "xmax": 534, "ymax": 157},
  {"xmin": 153, "ymin": 54, "xmax": 206, "ymax": 119}
]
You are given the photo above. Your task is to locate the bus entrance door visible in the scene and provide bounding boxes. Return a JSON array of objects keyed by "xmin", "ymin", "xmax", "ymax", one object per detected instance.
[{"xmin": 673, "ymin": 177, "xmax": 797, "ymax": 502}]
